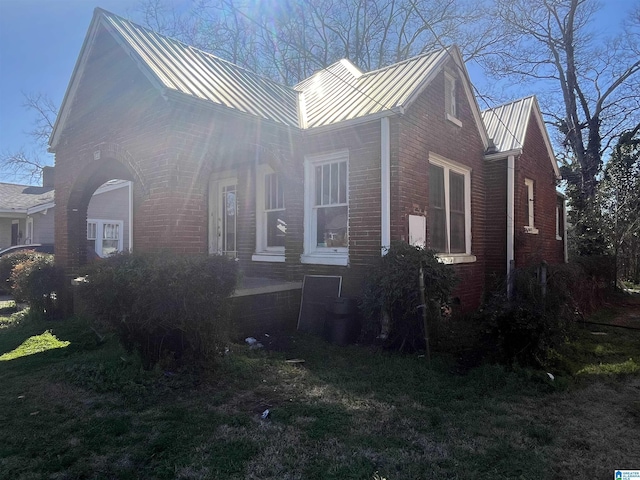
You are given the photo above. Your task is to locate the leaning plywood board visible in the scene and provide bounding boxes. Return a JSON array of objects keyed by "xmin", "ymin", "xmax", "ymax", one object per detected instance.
[{"xmin": 297, "ymin": 275, "xmax": 342, "ymax": 335}]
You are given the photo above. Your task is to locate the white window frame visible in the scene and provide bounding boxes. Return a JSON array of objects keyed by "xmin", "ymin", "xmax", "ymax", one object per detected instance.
[
  {"xmin": 25, "ymin": 217, "xmax": 34, "ymax": 244},
  {"xmin": 556, "ymin": 203, "xmax": 563, "ymax": 240},
  {"xmin": 87, "ymin": 219, "xmax": 124, "ymax": 257},
  {"xmin": 253, "ymin": 165, "xmax": 286, "ymax": 263},
  {"xmin": 428, "ymin": 153, "xmax": 475, "ymax": 264},
  {"xmin": 301, "ymin": 150, "xmax": 349, "ymax": 266},
  {"xmin": 444, "ymin": 71, "xmax": 462, "ymax": 127},
  {"xmin": 524, "ymin": 178, "xmax": 539, "ymax": 234}
]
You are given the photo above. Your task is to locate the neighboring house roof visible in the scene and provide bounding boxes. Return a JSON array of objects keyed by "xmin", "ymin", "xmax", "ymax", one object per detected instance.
[
  {"xmin": 0, "ymin": 179, "xmax": 129, "ymax": 216},
  {"xmin": 0, "ymin": 183, "xmax": 55, "ymax": 215},
  {"xmin": 482, "ymin": 96, "xmax": 560, "ymax": 178},
  {"xmin": 51, "ymin": 8, "xmax": 490, "ymax": 149}
]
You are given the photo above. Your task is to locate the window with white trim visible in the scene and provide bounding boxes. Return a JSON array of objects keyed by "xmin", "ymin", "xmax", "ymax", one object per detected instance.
[
  {"xmin": 444, "ymin": 72, "xmax": 461, "ymax": 126},
  {"xmin": 26, "ymin": 217, "xmax": 33, "ymax": 244},
  {"xmin": 524, "ymin": 178, "xmax": 538, "ymax": 234},
  {"xmin": 556, "ymin": 202, "xmax": 563, "ymax": 240},
  {"xmin": 87, "ymin": 219, "xmax": 123, "ymax": 257},
  {"xmin": 302, "ymin": 151, "xmax": 349, "ymax": 266},
  {"xmin": 428, "ymin": 154, "xmax": 474, "ymax": 262},
  {"xmin": 253, "ymin": 167, "xmax": 286, "ymax": 262}
]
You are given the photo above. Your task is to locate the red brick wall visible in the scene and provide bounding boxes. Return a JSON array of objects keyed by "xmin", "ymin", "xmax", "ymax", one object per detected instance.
[
  {"xmin": 392, "ymin": 65, "xmax": 487, "ymax": 312},
  {"xmin": 484, "ymin": 158, "xmax": 508, "ymax": 290},
  {"xmin": 514, "ymin": 113, "xmax": 564, "ymax": 267},
  {"xmin": 54, "ymin": 26, "xmax": 174, "ymax": 271},
  {"xmin": 55, "ymin": 32, "xmax": 499, "ymax": 317},
  {"xmin": 294, "ymin": 122, "xmax": 383, "ymax": 296}
]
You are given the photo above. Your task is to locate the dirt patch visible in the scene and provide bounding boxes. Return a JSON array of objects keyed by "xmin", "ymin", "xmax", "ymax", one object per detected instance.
[{"xmin": 602, "ymin": 292, "xmax": 640, "ymax": 328}]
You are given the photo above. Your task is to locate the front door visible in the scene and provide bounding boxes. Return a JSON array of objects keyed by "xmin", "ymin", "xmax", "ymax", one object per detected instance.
[{"xmin": 209, "ymin": 175, "xmax": 238, "ymax": 257}]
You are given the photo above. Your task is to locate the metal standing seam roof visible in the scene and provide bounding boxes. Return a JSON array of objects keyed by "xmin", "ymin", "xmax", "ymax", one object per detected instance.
[
  {"xmin": 296, "ymin": 50, "xmax": 448, "ymax": 128},
  {"xmin": 0, "ymin": 183, "xmax": 55, "ymax": 212},
  {"xmin": 98, "ymin": 10, "xmax": 454, "ymax": 130},
  {"xmin": 481, "ymin": 96, "xmax": 535, "ymax": 152},
  {"xmin": 51, "ymin": 9, "xmax": 488, "ymax": 149},
  {"xmin": 100, "ymin": 11, "xmax": 300, "ymax": 127}
]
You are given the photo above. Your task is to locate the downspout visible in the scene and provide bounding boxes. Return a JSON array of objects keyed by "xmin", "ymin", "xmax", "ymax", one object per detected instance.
[
  {"xmin": 563, "ymin": 198, "xmax": 568, "ymax": 263},
  {"xmin": 506, "ymin": 155, "xmax": 515, "ymax": 298},
  {"xmin": 381, "ymin": 117, "xmax": 391, "ymax": 255},
  {"xmin": 128, "ymin": 181, "xmax": 133, "ymax": 252}
]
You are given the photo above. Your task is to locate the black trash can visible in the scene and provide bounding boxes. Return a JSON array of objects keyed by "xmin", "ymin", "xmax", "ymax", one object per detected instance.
[{"xmin": 324, "ymin": 297, "xmax": 359, "ymax": 346}]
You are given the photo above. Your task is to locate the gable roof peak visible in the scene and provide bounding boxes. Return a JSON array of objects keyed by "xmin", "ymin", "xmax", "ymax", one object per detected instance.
[{"xmin": 482, "ymin": 95, "xmax": 560, "ymax": 178}]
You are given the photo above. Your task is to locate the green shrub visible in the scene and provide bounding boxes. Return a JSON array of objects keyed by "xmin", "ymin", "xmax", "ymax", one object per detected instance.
[
  {"xmin": 478, "ymin": 263, "xmax": 578, "ymax": 367},
  {"xmin": 360, "ymin": 242, "xmax": 457, "ymax": 352},
  {"xmin": 9, "ymin": 252, "xmax": 65, "ymax": 319},
  {"xmin": 0, "ymin": 250, "xmax": 41, "ymax": 294},
  {"xmin": 76, "ymin": 252, "xmax": 238, "ymax": 369}
]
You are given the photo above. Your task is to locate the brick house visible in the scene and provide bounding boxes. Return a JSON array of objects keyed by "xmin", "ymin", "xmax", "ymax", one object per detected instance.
[
  {"xmin": 50, "ymin": 9, "xmax": 565, "ymax": 329},
  {"xmin": 0, "ymin": 166, "xmax": 132, "ymax": 257},
  {"xmin": 482, "ymin": 97, "xmax": 567, "ymax": 292}
]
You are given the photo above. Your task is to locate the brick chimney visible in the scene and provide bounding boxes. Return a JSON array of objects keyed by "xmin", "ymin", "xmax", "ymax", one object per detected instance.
[{"xmin": 42, "ymin": 166, "xmax": 54, "ymax": 188}]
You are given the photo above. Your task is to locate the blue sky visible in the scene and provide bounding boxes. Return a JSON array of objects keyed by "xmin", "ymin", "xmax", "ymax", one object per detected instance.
[{"xmin": 0, "ymin": 0, "xmax": 635, "ymax": 185}]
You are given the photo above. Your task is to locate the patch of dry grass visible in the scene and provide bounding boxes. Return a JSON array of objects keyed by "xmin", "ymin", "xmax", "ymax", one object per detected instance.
[{"xmin": 1, "ymin": 303, "xmax": 640, "ymax": 479}]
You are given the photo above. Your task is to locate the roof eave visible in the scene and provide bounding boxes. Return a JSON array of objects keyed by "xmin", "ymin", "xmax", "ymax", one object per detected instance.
[
  {"xmin": 49, "ymin": 9, "xmax": 104, "ymax": 152},
  {"xmin": 305, "ymin": 107, "xmax": 403, "ymax": 133},
  {"xmin": 27, "ymin": 202, "xmax": 55, "ymax": 215},
  {"xmin": 530, "ymin": 97, "xmax": 561, "ymax": 179},
  {"xmin": 484, "ymin": 148, "xmax": 523, "ymax": 161},
  {"xmin": 0, "ymin": 209, "xmax": 28, "ymax": 215},
  {"xmin": 163, "ymin": 89, "xmax": 299, "ymax": 129},
  {"xmin": 49, "ymin": 9, "xmax": 168, "ymax": 152}
]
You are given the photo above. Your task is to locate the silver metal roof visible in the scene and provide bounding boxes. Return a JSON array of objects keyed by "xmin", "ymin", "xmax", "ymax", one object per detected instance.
[
  {"xmin": 481, "ymin": 96, "xmax": 534, "ymax": 152},
  {"xmin": 101, "ymin": 11, "xmax": 300, "ymax": 127},
  {"xmin": 99, "ymin": 10, "xmax": 451, "ymax": 130},
  {"xmin": 51, "ymin": 10, "xmax": 486, "ymax": 149},
  {"xmin": 296, "ymin": 50, "xmax": 448, "ymax": 128}
]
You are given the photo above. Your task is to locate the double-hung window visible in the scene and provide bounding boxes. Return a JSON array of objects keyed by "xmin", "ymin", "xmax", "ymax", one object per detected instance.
[
  {"xmin": 302, "ymin": 150, "xmax": 349, "ymax": 266},
  {"xmin": 253, "ymin": 166, "xmax": 286, "ymax": 262},
  {"xmin": 428, "ymin": 153, "xmax": 474, "ymax": 263},
  {"xmin": 87, "ymin": 219, "xmax": 123, "ymax": 257}
]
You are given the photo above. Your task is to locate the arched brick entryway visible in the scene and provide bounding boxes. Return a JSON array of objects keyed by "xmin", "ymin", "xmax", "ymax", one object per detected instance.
[{"xmin": 55, "ymin": 144, "xmax": 143, "ymax": 273}]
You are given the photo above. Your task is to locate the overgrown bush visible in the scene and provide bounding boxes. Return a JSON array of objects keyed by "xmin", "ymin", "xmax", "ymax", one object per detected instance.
[
  {"xmin": 9, "ymin": 252, "xmax": 66, "ymax": 319},
  {"xmin": 0, "ymin": 250, "xmax": 41, "ymax": 294},
  {"xmin": 76, "ymin": 252, "xmax": 238, "ymax": 369},
  {"xmin": 478, "ymin": 263, "xmax": 580, "ymax": 368},
  {"xmin": 360, "ymin": 242, "xmax": 457, "ymax": 352}
]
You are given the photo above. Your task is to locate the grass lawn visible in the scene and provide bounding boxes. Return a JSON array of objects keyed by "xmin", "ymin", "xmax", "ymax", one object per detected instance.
[{"xmin": 1, "ymin": 296, "xmax": 639, "ymax": 480}]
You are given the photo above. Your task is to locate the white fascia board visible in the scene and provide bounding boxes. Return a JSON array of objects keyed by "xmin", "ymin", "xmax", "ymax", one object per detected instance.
[
  {"xmin": 50, "ymin": 11, "xmax": 167, "ymax": 151},
  {"xmin": 27, "ymin": 202, "xmax": 55, "ymax": 215},
  {"xmin": 0, "ymin": 209, "xmax": 27, "ymax": 215},
  {"xmin": 484, "ymin": 148, "xmax": 522, "ymax": 161},
  {"xmin": 94, "ymin": 180, "xmax": 131, "ymax": 195},
  {"xmin": 49, "ymin": 10, "xmax": 103, "ymax": 151}
]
